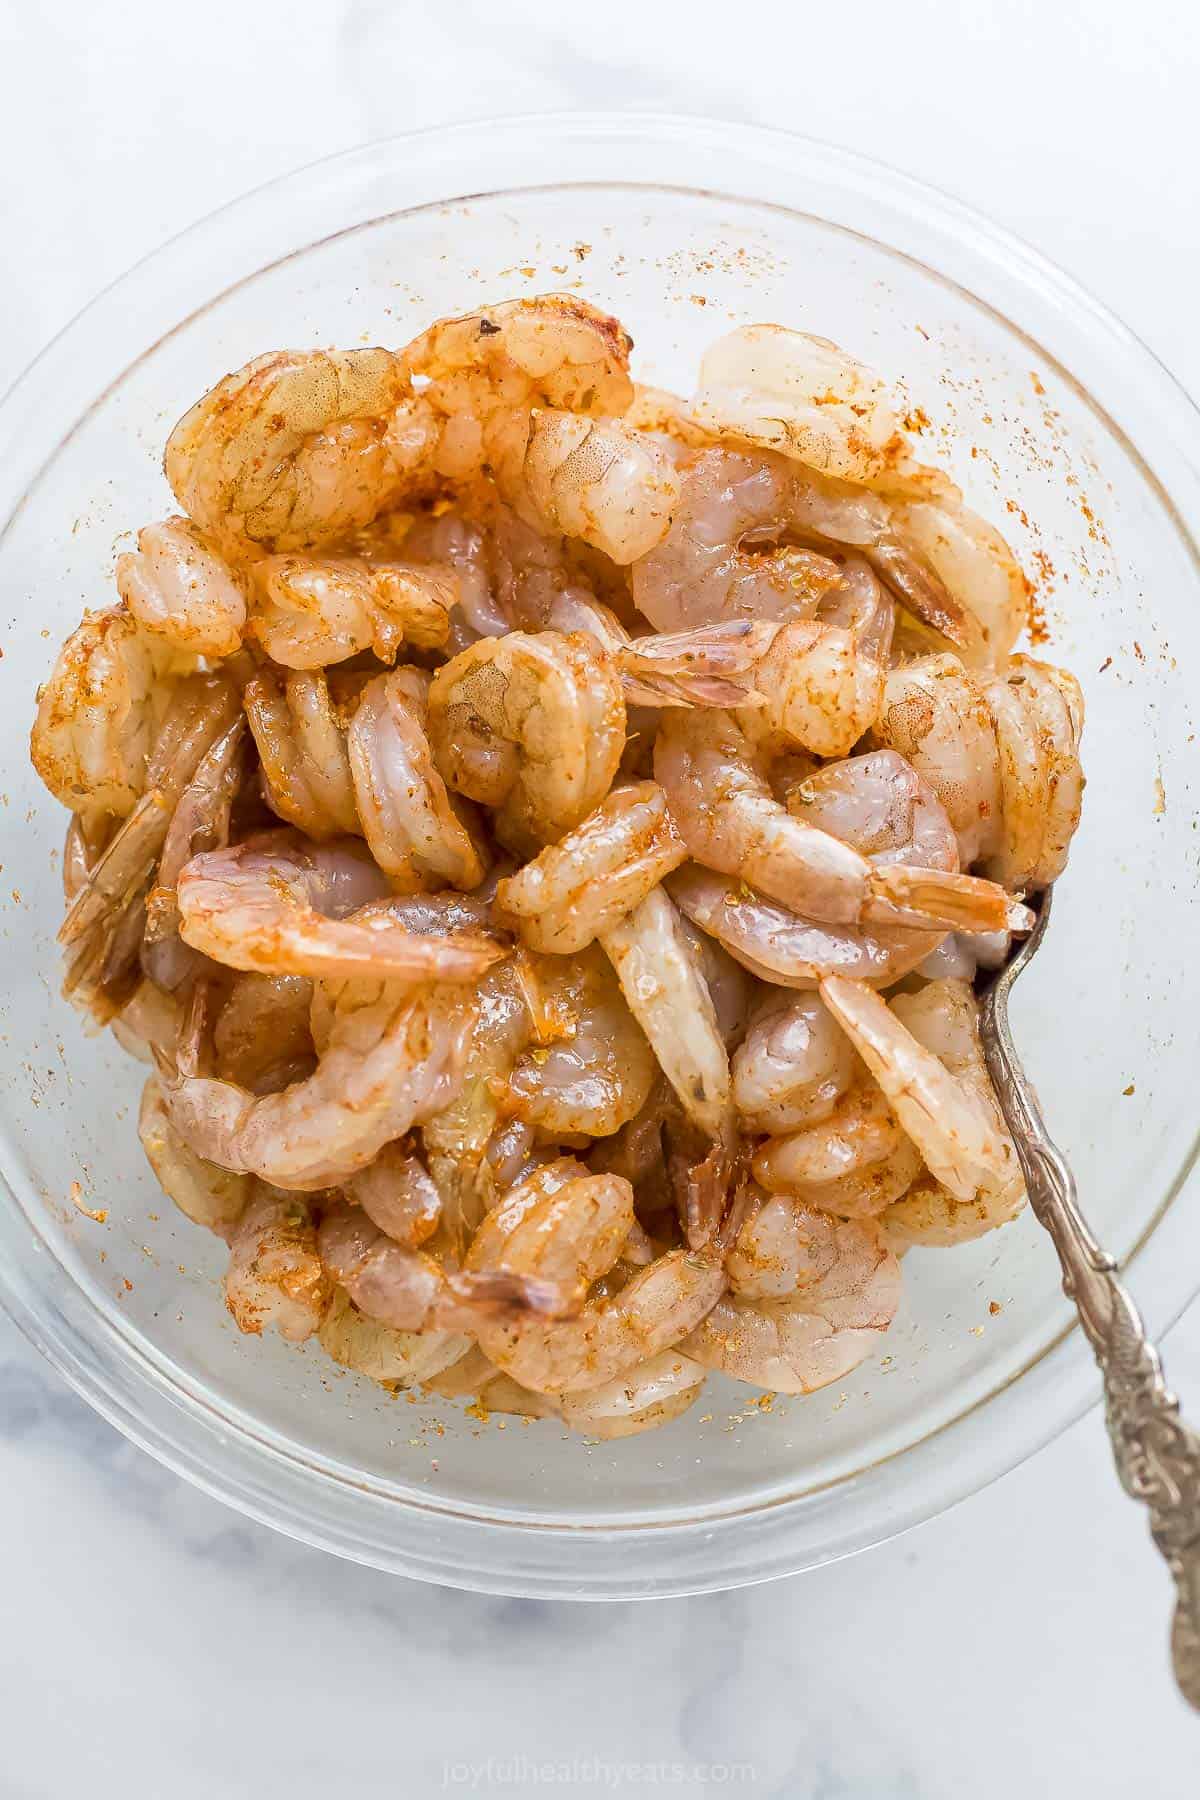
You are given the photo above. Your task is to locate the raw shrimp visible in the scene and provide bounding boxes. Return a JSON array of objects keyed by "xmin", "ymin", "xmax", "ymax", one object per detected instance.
[
  {"xmin": 597, "ymin": 886, "xmax": 733, "ymax": 1142},
  {"xmin": 630, "ymin": 448, "xmax": 845, "ymax": 631},
  {"xmin": 691, "ymin": 324, "xmax": 903, "ymax": 485},
  {"xmin": 886, "ymin": 494, "xmax": 1026, "ymax": 666},
  {"xmin": 138, "ymin": 1073, "xmax": 251, "ymax": 1234},
  {"xmin": 740, "ymin": 557, "xmax": 894, "ymax": 758},
  {"xmin": 870, "ymin": 654, "xmax": 1002, "ymax": 865},
  {"xmin": 820, "ymin": 975, "xmax": 1024, "ymax": 1226},
  {"xmin": 399, "ymin": 293, "xmax": 634, "ymax": 485},
  {"xmin": 116, "ymin": 518, "xmax": 248, "ymax": 659},
  {"xmin": 142, "ymin": 715, "xmax": 248, "ymax": 989},
  {"xmin": 507, "ymin": 945, "xmax": 657, "ymax": 1139},
  {"xmin": 682, "ymin": 1202, "xmax": 900, "ymax": 1392},
  {"xmin": 30, "ymin": 607, "xmax": 184, "ymax": 821},
  {"xmin": 732, "ymin": 990, "xmax": 858, "ymax": 1133},
  {"xmin": 163, "ymin": 346, "xmax": 414, "ymax": 552},
  {"xmin": 212, "ymin": 972, "xmax": 315, "ymax": 1095},
  {"xmin": 317, "ymin": 1198, "xmax": 574, "ymax": 1334},
  {"xmin": 319, "ymin": 1288, "xmax": 469, "ymax": 1386},
  {"xmin": 224, "ymin": 1187, "xmax": 331, "ymax": 1340},
  {"xmin": 347, "ymin": 1139, "xmax": 442, "ymax": 1248},
  {"xmin": 346, "ymin": 668, "xmax": 488, "ymax": 891},
  {"xmin": 176, "ymin": 833, "xmax": 503, "ymax": 983},
  {"xmin": 163, "ymin": 978, "xmax": 475, "ymax": 1190},
  {"xmin": 110, "ymin": 979, "xmax": 181, "ymax": 1065},
  {"xmin": 503, "ymin": 409, "xmax": 680, "ymax": 563},
  {"xmin": 981, "ymin": 657, "xmax": 1084, "ymax": 890},
  {"xmin": 873, "ymin": 653, "xmax": 1084, "ymax": 887},
  {"xmin": 558, "ymin": 1350, "xmax": 707, "ymax": 1438},
  {"xmin": 58, "ymin": 675, "xmax": 243, "ymax": 1013},
  {"xmin": 244, "ymin": 667, "xmax": 362, "ymax": 839},
  {"xmin": 421, "ymin": 959, "xmax": 536, "ymax": 1246},
  {"xmin": 551, "ymin": 591, "xmax": 779, "ymax": 709},
  {"xmin": 400, "ymin": 506, "xmax": 506, "ymax": 643},
  {"xmin": 675, "ymin": 912, "xmax": 753, "ymax": 1049},
  {"xmin": 495, "ymin": 781, "xmax": 686, "ymax": 953},
  {"xmin": 655, "ymin": 712, "xmax": 1028, "ymax": 936},
  {"xmin": 468, "ymin": 1188, "xmax": 725, "ymax": 1395},
  {"xmin": 427, "ymin": 629, "xmax": 625, "ymax": 853},
  {"xmin": 751, "ymin": 1080, "xmax": 924, "ymax": 1218},
  {"xmin": 250, "ymin": 552, "xmax": 456, "ymax": 667}
]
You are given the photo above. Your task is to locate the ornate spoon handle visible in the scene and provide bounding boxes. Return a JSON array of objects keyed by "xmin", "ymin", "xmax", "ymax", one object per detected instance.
[{"xmin": 982, "ymin": 1001, "xmax": 1200, "ymax": 1710}]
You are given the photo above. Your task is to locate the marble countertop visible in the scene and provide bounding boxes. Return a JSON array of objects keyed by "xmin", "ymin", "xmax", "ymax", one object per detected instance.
[{"xmin": 2, "ymin": 2, "xmax": 1197, "ymax": 1792}]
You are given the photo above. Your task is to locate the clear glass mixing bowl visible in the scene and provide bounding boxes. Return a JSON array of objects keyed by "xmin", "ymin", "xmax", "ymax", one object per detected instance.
[{"xmin": 1, "ymin": 114, "xmax": 1197, "ymax": 1598}]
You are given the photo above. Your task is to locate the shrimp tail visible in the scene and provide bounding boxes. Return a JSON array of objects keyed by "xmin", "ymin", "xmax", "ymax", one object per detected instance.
[
  {"xmin": 864, "ymin": 537, "xmax": 970, "ymax": 648},
  {"xmin": 866, "ymin": 865, "xmax": 1034, "ymax": 934},
  {"xmin": 443, "ymin": 1267, "xmax": 582, "ymax": 1321}
]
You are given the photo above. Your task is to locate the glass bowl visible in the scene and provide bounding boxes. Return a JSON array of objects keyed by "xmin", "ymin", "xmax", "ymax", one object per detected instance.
[{"xmin": 1, "ymin": 114, "xmax": 1197, "ymax": 1599}]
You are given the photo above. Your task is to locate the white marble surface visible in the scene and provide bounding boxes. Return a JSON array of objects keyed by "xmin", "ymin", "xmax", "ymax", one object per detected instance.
[{"xmin": 2, "ymin": 1, "xmax": 1198, "ymax": 1792}]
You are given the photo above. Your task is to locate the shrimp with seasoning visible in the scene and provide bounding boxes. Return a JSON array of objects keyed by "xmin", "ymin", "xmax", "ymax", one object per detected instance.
[
  {"xmin": 249, "ymin": 551, "xmax": 456, "ymax": 667},
  {"xmin": 558, "ymin": 1350, "xmax": 707, "ymax": 1438},
  {"xmin": 224, "ymin": 1187, "xmax": 331, "ymax": 1340},
  {"xmin": 873, "ymin": 653, "xmax": 1084, "ymax": 888},
  {"xmin": 466, "ymin": 1164, "xmax": 725, "ymax": 1394},
  {"xmin": 427, "ymin": 629, "xmax": 625, "ymax": 853},
  {"xmin": 116, "ymin": 517, "xmax": 249, "ymax": 660},
  {"xmin": 682, "ymin": 1200, "xmax": 901, "ymax": 1393},
  {"xmin": 138, "ymin": 1073, "xmax": 252, "ymax": 1235},
  {"xmin": 347, "ymin": 668, "xmax": 489, "ymax": 891},
  {"xmin": 162, "ymin": 976, "xmax": 476, "ymax": 1190},
  {"xmin": 244, "ymin": 667, "xmax": 362, "ymax": 840},
  {"xmin": 495, "ymin": 781, "xmax": 686, "ymax": 954},
  {"xmin": 655, "ymin": 711, "xmax": 1031, "ymax": 938},
  {"xmin": 164, "ymin": 346, "xmax": 415, "ymax": 552},
  {"xmin": 506, "ymin": 945, "xmax": 658, "ymax": 1140},
  {"xmin": 819, "ymin": 975, "xmax": 1025, "ymax": 1237},
  {"xmin": 176, "ymin": 832, "xmax": 503, "ymax": 983}
]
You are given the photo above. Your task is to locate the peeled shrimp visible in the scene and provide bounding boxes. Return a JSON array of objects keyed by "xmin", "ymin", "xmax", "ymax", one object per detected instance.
[
  {"xmin": 468, "ymin": 1176, "xmax": 725, "ymax": 1394},
  {"xmin": 887, "ymin": 494, "xmax": 1026, "ymax": 666},
  {"xmin": 691, "ymin": 324, "xmax": 903, "ymax": 485},
  {"xmin": 550, "ymin": 591, "xmax": 779, "ymax": 710},
  {"xmin": 421, "ymin": 959, "xmax": 536, "ymax": 1245},
  {"xmin": 164, "ymin": 346, "xmax": 413, "ymax": 552},
  {"xmin": 507, "ymin": 945, "xmax": 657, "ymax": 1139},
  {"xmin": 177, "ymin": 833, "xmax": 502, "ymax": 983},
  {"xmin": 502, "ymin": 409, "xmax": 680, "ymax": 563},
  {"xmin": 348, "ymin": 1139, "xmax": 442, "ymax": 1248},
  {"xmin": 142, "ymin": 714, "xmax": 248, "ymax": 990},
  {"xmin": 682, "ymin": 1201, "xmax": 900, "ymax": 1393},
  {"xmin": 317, "ymin": 1198, "xmax": 574, "ymax": 1335},
  {"xmin": 244, "ymin": 668, "xmax": 362, "ymax": 839},
  {"xmin": 401, "ymin": 506, "xmax": 505, "ymax": 644},
  {"xmin": 224, "ymin": 1187, "xmax": 331, "ymax": 1340},
  {"xmin": 30, "ymin": 607, "xmax": 184, "ymax": 821},
  {"xmin": 347, "ymin": 669, "xmax": 488, "ymax": 891},
  {"xmin": 138, "ymin": 1073, "xmax": 251, "ymax": 1234},
  {"xmin": 820, "ymin": 975, "xmax": 1024, "ymax": 1231},
  {"xmin": 399, "ymin": 293, "xmax": 634, "ymax": 486},
  {"xmin": 558, "ymin": 1350, "xmax": 707, "ymax": 1438},
  {"xmin": 212, "ymin": 972, "xmax": 315, "ymax": 1095},
  {"xmin": 732, "ymin": 990, "xmax": 858, "ymax": 1133},
  {"xmin": 163, "ymin": 977, "xmax": 474, "ymax": 1190},
  {"xmin": 116, "ymin": 518, "xmax": 248, "ymax": 659},
  {"xmin": 58, "ymin": 674, "xmax": 243, "ymax": 1013},
  {"xmin": 873, "ymin": 653, "xmax": 1084, "ymax": 887},
  {"xmin": 597, "ymin": 887, "xmax": 733, "ymax": 1142},
  {"xmin": 738, "ymin": 558, "xmax": 894, "ymax": 759},
  {"xmin": 250, "ymin": 552, "xmax": 455, "ymax": 667},
  {"xmin": 427, "ymin": 629, "xmax": 625, "ymax": 853},
  {"xmin": 655, "ymin": 712, "xmax": 1028, "ymax": 936},
  {"xmin": 318, "ymin": 1288, "xmax": 469, "ymax": 1386},
  {"xmin": 630, "ymin": 448, "xmax": 845, "ymax": 631},
  {"xmin": 495, "ymin": 781, "xmax": 686, "ymax": 953},
  {"xmin": 751, "ymin": 1080, "xmax": 924, "ymax": 1218}
]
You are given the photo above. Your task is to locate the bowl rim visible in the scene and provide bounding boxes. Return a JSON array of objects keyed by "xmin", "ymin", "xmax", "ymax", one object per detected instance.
[{"xmin": 2, "ymin": 108, "xmax": 1198, "ymax": 1598}]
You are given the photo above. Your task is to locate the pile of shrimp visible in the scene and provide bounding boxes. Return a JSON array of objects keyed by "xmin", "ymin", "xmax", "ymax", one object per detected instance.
[{"xmin": 29, "ymin": 296, "xmax": 1084, "ymax": 1439}]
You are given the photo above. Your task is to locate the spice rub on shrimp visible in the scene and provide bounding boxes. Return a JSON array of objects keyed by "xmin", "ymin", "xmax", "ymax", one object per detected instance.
[
  {"xmin": 427, "ymin": 629, "xmax": 625, "ymax": 853},
  {"xmin": 31, "ymin": 293, "xmax": 1088, "ymax": 1434},
  {"xmin": 655, "ymin": 711, "xmax": 1031, "ymax": 937},
  {"xmin": 176, "ymin": 833, "xmax": 503, "ymax": 984}
]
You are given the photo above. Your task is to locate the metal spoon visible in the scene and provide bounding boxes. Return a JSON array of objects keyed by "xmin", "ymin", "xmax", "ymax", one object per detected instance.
[{"xmin": 978, "ymin": 885, "xmax": 1200, "ymax": 1709}]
